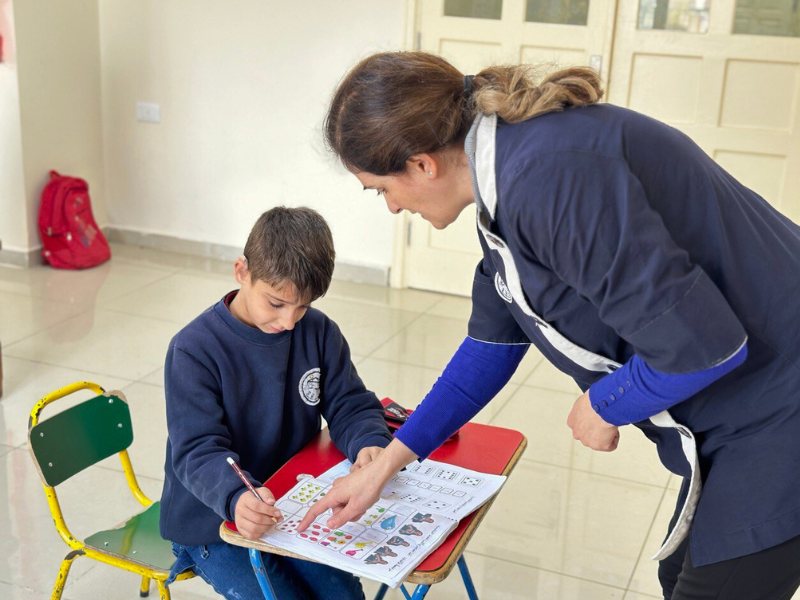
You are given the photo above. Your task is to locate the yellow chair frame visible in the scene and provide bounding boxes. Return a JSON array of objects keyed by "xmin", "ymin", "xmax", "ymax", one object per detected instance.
[{"xmin": 27, "ymin": 381, "xmax": 194, "ymax": 600}]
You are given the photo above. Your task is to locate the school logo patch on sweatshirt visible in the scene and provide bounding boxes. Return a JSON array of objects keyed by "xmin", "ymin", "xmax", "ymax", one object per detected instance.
[
  {"xmin": 299, "ymin": 368, "xmax": 321, "ymax": 406},
  {"xmin": 494, "ymin": 272, "xmax": 513, "ymax": 303}
]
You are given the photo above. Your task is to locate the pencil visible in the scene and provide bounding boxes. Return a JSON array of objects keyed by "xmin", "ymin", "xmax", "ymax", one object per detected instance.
[{"xmin": 226, "ymin": 457, "xmax": 280, "ymax": 523}]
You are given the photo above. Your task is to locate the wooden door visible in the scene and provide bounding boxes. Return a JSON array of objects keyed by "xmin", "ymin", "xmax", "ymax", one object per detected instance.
[
  {"xmin": 405, "ymin": 0, "xmax": 618, "ymax": 295},
  {"xmin": 606, "ymin": 0, "xmax": 800, "ymax": 222}
]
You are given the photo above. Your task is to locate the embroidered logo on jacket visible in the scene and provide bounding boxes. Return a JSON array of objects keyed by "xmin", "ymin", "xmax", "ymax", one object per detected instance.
[
  {"xmin": 494, "ymin": 272, "xmax": 513, "ymax": 303},
  {"xmin": 299, "ymin": 368, "xmax": 321, "ymax": 406}
]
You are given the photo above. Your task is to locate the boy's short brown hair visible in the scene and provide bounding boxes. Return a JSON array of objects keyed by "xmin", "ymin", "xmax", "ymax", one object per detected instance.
[{"xmin": 243, "ymin": 207, "xmax": 335, "ymax": 302}]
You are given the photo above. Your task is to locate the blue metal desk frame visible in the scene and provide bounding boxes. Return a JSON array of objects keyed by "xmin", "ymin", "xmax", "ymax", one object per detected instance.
[{"xmin": 247, "ymin": 547, "xmax": 480, "ymax": 600}]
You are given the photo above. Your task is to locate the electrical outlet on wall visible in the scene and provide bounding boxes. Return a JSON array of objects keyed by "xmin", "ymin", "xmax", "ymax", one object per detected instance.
[{"xmin": 136, "ymin": 102, "xmax": 161, "ymax": 123}]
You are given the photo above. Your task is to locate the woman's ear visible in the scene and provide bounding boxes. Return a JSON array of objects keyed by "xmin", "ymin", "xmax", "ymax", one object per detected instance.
[{"xmin": 407, "ymin": 153, "xmax": 438, "ymax": 179}]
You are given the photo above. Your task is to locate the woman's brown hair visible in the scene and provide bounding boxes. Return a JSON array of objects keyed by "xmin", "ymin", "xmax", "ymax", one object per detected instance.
[{"xmin": 325, "ymin": 51, "xmax": 604, "ymax": 176}]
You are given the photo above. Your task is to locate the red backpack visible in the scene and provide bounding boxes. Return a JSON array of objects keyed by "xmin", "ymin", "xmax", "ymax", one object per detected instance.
[{"xmin": 38, "ymin": 171, "xmax": 111, "ymax": 269}]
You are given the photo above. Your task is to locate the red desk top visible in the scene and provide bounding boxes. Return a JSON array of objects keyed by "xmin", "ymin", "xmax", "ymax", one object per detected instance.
[{"xmin": 224, "ymin": 419, "xmax": 525, "ymax": 576}]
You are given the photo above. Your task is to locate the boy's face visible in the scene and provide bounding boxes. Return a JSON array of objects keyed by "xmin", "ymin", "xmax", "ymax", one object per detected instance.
[{"xmin": 232, "ymin": 258, "xmax": 312, "ymax": 334}]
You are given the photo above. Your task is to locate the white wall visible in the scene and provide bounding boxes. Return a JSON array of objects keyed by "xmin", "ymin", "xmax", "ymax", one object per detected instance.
[
  {"xmin": 0, "ymin": 0, "xmax": 28, "ymax": 252},
  {"xmin": 0, "ymin": 0, "xmax": 105, "ymax": 260},
  {"xmin": 98, "ymin": 1, "xmax": 405, "ymax": 271},
  {"xmin": 14, "ymin": 0, "xmax": 106, "ymax": 245}
]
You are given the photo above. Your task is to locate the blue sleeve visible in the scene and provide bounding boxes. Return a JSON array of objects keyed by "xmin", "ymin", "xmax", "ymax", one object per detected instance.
[
  {"xmin": 320, "ymin": 322, "xmax": 393, "ymax": 462},
  {"xmin": 590, "ymin": 341, "xmax": 748, "ymax": 426},
  {"xmin": 394, "ymin": 337, "xmax": 528, "ymax": 459},
  {"xmin": 165, "ymin": 345, "xmax": 255, "ymax": 522}
]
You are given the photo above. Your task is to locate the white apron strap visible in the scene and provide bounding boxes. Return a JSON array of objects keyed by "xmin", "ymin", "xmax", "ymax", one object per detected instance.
[
  {"xmin": 648, "ymin": 411, "xmax": 703, "ymax": 560},
  {"xmin": 471, "ymin": 112, "xmax": 701, "ymax": 561}
]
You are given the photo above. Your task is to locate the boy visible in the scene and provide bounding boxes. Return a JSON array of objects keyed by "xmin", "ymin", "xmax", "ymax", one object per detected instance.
[{"xmin": 161, "ymin": 207, "xmax": 392, "ymax": 599}]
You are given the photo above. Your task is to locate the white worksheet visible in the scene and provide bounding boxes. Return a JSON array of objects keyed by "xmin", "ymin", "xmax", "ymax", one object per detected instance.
[
  {"xmin": 258, "ymin": 459, "xmax": 506, "ymax": 588},
  {"xmin": 379, "ymin": 459, "xmax": 507, "ymax": 520}
]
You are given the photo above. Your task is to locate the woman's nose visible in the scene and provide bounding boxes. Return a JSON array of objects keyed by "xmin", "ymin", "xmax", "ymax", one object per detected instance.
[{"xmin": 385, "ymin": 198, "xmax": 402, "ymax": 214}]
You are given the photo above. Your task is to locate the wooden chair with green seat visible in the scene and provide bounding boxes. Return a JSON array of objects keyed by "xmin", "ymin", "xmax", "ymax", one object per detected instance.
[{"xmin": 27, "ymin": 381, "xmax": 195, "ymax": 599}]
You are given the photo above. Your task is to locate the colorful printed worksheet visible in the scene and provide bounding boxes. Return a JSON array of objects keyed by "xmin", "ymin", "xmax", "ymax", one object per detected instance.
[{"xmin": 258, "ymin": 459, "xmax": 505, "ymax": 588}]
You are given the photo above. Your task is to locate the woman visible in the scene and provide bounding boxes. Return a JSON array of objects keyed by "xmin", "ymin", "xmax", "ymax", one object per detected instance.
[{"xmin": 299, "ymin": 52, "xmax": 800, "ymax": 599}]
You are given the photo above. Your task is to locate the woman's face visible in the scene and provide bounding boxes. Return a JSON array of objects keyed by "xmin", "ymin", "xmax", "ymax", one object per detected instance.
[{"xmin": 354, "ymin": 151, "xmax": 474, "ymax": 230}]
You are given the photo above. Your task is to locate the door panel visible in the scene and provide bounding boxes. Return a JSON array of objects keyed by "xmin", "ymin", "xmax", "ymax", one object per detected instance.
[
  {"xmin": 404, "ymin": 0, "xmax": 800, "ymax": 296},
  {"xmin": 608, "ymin": 0, "xmax": 800, "ymax": 219},
  {"xmin": 408, "ymin": 0, "xmax": 617, "ymax": 295}
]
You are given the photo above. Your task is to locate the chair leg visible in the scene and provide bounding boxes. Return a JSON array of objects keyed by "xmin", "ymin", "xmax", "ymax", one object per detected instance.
[
  {"xmin": 249, "ymin": 548, "xmax": 278, "ymax": 600},
  {"xmin": 140, "ymin": 575, "xmax": 151, "ymax": 597},
  {"xmin": 457, "ymin": 555, "xmax": 480, "ymax": 600},
  {"xmin": 51, "ymin": 549, "xmax": 83, "ymax": 600},
  {"xmin": 156, "ymin": 580, "xmax": 171, "ymax": 600}
]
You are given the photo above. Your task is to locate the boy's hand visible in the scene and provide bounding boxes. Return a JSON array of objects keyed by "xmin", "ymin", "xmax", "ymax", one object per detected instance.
[
  {"xmin": 234, "ymin": 487, "xmax": 283, "ymax": 540},
  {"xmin": 350, "ymin": 446, "xmax": 384, "ymax": 473}
]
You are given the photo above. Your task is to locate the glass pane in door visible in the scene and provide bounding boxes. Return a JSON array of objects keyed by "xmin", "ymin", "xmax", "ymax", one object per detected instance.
[
  {"xmin": 525, "ymin": 0, "xmax": 590, "ymax": 25},
  {"xmin": 638, "ymin": 0, "xmax": 711, "ymax": 33},
  {"xmin": 733, "ymin": 0, "xmax": 800, "ymax": 37},
  {"xmin": 444, "ymin": 0, "xmax": 503, "ymax": 19}
]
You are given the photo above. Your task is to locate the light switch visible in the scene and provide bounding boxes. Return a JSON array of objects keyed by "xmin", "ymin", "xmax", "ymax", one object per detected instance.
[{"xmin": 136, "ymin": 102, "xmax": 161, "ymax": 123}]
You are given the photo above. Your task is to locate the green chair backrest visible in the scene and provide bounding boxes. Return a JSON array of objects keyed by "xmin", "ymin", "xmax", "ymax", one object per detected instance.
[{"xmin": 29, "ymin": 393, "xmax": 133, "ymax": 487}]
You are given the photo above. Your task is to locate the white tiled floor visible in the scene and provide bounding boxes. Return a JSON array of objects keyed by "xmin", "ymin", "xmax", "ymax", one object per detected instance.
[{"xmin": 0, "ymin": 244, "xmax": 686, "ymax": 599}]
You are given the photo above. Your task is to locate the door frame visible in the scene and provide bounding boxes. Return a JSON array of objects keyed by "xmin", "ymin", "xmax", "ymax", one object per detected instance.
[
  {"xmin": 390, "ymin": 0, "xmax": 420, "ymax": 288},
  {"xmin": 390, "ymin": 0, "xmax": 621, "ymax": 289}
]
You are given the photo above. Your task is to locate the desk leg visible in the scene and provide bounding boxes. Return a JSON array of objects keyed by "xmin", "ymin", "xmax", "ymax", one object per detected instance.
[
  {"xmin": 373, "ymin": 583, "xmax": 389, "ymax": 600},
  {"xmin": 399, "ymin": 583, "xmax": 430, "ymax": 600},
  {"xmin": 457, "ymin": 555, "xmax": 479, "ymax": 600},
  {"xmin": 248, "ymin": 548, "xmax": 278, "ymax": 600}
]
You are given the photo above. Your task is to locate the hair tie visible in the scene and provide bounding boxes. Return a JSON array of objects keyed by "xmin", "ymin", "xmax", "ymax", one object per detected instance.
[{"xmin": 463, "ymin": 75, "xmax": 474, "ymax": 100}]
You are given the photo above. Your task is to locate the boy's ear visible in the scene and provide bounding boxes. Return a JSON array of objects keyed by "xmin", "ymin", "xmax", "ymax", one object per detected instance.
[{"xmin": 233, "ymin": 256, "xmax": 249, "ymax": 285}]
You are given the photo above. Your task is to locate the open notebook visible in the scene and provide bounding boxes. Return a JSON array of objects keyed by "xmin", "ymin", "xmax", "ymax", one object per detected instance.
[{"xmin": 258, "ymin": 458, "xmax": 506, "ymax": 588}]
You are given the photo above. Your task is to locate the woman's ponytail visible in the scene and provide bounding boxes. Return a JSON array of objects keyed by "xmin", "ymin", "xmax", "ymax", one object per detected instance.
[
  {"xmin": 325, "ymin": 53, "xmax": 604, "ymax": 175},
  {"xmin": 472, "ymin": 65, "xmax": 603, "ymax": 123}
]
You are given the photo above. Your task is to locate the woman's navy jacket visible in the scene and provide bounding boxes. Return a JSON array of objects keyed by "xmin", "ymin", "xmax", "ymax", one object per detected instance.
[{"xmin": 466, "ymin": 104, "xmax": 800, "ymax": 567}]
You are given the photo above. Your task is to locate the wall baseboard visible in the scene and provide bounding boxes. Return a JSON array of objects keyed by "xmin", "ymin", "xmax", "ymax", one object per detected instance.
[
  {"xmin": 0, "ymin": 246, "xmax": 44, "ymax": 268},
  {"xmin": 103, "ymin": 226, "xmax": 390, "ymax": 286}
]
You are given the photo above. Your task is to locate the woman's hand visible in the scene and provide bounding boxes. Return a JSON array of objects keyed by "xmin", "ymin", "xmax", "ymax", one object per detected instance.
[
  {"xmin": 300, "ymin": 459, "xmax": 387, "ymax": 531},
  {"xmin": 234, "ymin": 487, "xmax": 283, "ymax": 540},
  {"xmin": 297, "ymin": 439, "xmax": 417, "ymax": 532},
  {"xmin": 350, "ymin": 446, "xmax": 384, "ymax": 473},
  {"xmin": 567, "ymin": 391, "xmax": 620, "ymax": 451}
]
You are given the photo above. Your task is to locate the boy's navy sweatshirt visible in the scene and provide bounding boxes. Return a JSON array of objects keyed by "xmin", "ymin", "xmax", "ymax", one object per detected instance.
[{"xmin": 159, "ymin": 292, "xmax": 393, "ymax": 546}]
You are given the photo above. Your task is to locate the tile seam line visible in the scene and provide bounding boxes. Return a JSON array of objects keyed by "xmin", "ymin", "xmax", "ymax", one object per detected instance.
[
  {"xmin": 624, "ymin": 484, "xmax": 671, "ymax": 592},
  {"xmin": 516, "ymin": 457, "xmax": 670, "ymax": 490},
  {"xmin": 360, "ymin": 310, "xmax": 431, "ymax": 360},
  {"xmin": 2, "ymin": 302, "xmax": 109, "ymax": 350},
  {"xmin": 96, "ymin": 305, "xmax": 190, "ymax": 325},
  {"xmin": 93, "ymin": 268, "xmax": 179, "ymax": 306},
  {"xmin": 464, "ymin": 548, "xmax": 629, "ymax": 592},
  {"xmin": 0, "ymin": 353, "xmax": 155, "ymax": 384}
]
